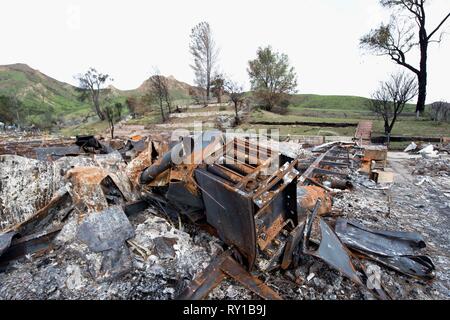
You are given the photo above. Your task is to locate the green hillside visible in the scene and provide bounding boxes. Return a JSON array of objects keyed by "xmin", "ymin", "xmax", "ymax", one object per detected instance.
[
  {"xmin": 0, "ymin": 64, "xmax": 195, "ymax": 130},
  {"xmin": 0, "ymin": 63, "xmax": 94, "ymax": 128},
  {"xmin": 287, "ymin": 94, "xmax": 416, "ymax": 118},
  {"xmin": 290, "ymin": 94, "xmax": 371, "ymax": 110}
]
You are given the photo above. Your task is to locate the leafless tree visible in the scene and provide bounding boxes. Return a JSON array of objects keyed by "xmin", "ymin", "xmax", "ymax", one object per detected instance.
[
  {"xmin": 429, "ymin": 101, "xmax": 450, "ymax": 122},
  {"xmin": 189, "ymin": 22, "xmax": 219, "ymax": 103},
  {"xmin": 371, "ymin": 72, "xmax": 418, "ymax": 143},
  {"xmin": 148, "ymin": 69, "xmax": 172, "ymax": 122},
  {"xmin": 224, "ymin": 78, "xmax": 245, "ymax": 125},
  {"xmin": 361, "ymin": 0, "xmax": 450, "ymax": 115},
  {"xmin": 75, "ymin": 68, "xmax": 111, "ymax": 120}
]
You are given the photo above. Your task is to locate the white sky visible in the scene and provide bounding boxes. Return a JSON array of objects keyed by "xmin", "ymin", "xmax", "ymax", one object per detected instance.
[{"xmin": 0, "ymin": 0, "xmax": 449, "ymax": 101}]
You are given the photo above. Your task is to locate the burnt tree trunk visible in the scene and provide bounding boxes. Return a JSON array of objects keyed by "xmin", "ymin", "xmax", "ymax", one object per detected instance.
[
  {"xmin": 384, "ymin": 119, "xmax": 390, "ymax": 136},
  {"xmin": 416, "ymin": 45, "xmax": 428, "ymax": 115},
  {"xmin": 416, "ymin": 20, "xmax": 429, "ymax": 115}
]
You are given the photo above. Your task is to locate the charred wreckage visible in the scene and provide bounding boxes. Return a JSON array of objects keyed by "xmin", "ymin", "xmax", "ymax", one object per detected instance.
[{"xmin": 0, "ymin": 132, "xmax": 436, "ymax": 300}]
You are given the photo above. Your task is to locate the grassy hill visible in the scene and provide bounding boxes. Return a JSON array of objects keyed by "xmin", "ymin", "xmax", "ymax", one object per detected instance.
[
  {"xmin": 123, "ymin": 74, "xmax": 198, "ymax": 105},
  {"xmin": 245, "ymin": 94, "xmax": 449, "ymax": 139},
  {"xmin": 0, "ymin": 64, "xmax": 195, "ymax": 130},
  {"xmin": 286, "ymin": 94, "xmax": 417, "ymax": 118},
  {"xmin": 0, "ymin": 63, "xmax": 93, "ymax": 128},
  {"xmin": 290, "ymin": 94, "xmax": 371, "ymax": 110}
]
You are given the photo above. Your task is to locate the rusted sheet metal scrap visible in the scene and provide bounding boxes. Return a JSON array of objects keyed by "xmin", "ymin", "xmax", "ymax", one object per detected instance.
[
  {"xmin": 302, "ymin": 201, "xmax": 391, "ymax": 300},
  {"xmin": 67, "ymin": 153, "xmax": 139, "ymax": 213},
  {"xmin": 335, "ymin": 218, "xmax": 435, "ymax": 280},
  {"xmin": 179, "ymin": 250, "xmax": 282, "ymax": 300}
]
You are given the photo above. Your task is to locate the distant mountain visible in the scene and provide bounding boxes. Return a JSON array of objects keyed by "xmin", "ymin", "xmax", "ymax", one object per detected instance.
[
  {"xmin": 0, "ymin": 63, "xmax": 93, "ymax": 127},
  {"xmin": 126, "ymin": 75, "xmax": 201, "ymax": 100},
  {"xmin": 0, "ymin": 64, "xmax": 200, "ymax": 128}
]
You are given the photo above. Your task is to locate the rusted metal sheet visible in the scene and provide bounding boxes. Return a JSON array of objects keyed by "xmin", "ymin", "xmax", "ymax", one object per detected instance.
[
  {"xmin": 66, "ymin": 167, "xmax": 111, "ymax": 212},
  {"xmin": 335, "ymin": 219, "xmax": 435, "ymax": 279},
  {"xmin": 126, "ymin": 143, "xmax": 152, "ymax": 188},
  {"xmin": 335, "ymin": 219, "xmax": 426, "ymax": 256},
  {"xmin": 281, "ymin": 219, "xmax": 305, "ymax": 269},
  {"xmin": 303, "ymin": 200, "xmax": 363, "ymax": 286},
  {"xmin": 66, "ymin": 164, "xmax": 135, "ymax": 213},
  {"xmin": 178, "ymin": 250, "xmax": 282, "ymax": 300},
  {"xmin": 220, "ymin": 254, "xmax": 282, "ymax": 300},
  {"xmin": 195, "ymin": 168, "xmax": 257, "ymax": 269},
  {"xmin": 178, "ymin": 251, "xmax": 228, "ymax": 300},
  {"xmin": 297, "ymin": 186, "xmax": 332, "ymax": 217}
]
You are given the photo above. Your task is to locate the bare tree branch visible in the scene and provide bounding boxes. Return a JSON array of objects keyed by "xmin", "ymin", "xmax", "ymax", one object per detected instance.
[
  {"xmin": 361, "ymin": 1, "xmax": 450, "ymax": 113},
  {"xmin": 428, "ymin": 12, "xmax": 450, "ymax": 40},
  {"xmin": 371, "ymin": 72, "xmax": 418, "ymax": 140}
]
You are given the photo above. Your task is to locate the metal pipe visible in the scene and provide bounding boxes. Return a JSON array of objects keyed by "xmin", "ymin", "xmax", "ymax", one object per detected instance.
[{"xmin": 139, "ymin": 142, "xmax": 184, "ymax": 184}]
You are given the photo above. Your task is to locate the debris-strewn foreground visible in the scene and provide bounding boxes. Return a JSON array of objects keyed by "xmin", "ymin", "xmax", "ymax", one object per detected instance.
[{"xmin": 0, "ymin": 133, "xmax": 448, "ymax": 300}]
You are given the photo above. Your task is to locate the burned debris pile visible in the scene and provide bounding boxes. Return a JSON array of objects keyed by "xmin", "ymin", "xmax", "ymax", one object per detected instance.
[{"xmin": 0, "ymin": 132, "xmax": 446, "ymax": 300}]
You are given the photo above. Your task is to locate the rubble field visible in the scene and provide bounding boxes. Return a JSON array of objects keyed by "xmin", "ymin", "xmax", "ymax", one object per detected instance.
[{"xmin": 0, "ymin": 132, "xmax": 449, "ymax": 300}]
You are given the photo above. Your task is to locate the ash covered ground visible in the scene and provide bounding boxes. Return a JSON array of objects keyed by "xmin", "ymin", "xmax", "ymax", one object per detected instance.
[{"xmin": 0, "ymin": 143, "xmax": 449, "ymax": 300}]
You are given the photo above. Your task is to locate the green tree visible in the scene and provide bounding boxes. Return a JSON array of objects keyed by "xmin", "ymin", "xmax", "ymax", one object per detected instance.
[
  {"xmin": 211, "ymin": 74, "xmax": 225, "ymax": 104},
  {"xmin": 247, "ymin": 46, "xmax": 297, "ymax": 111},
  {"xmin": 75, "ymin": 68, "xmax": 111, "ymax": 120},
  {"xmin": 104, "ymin": 102, "xmax": 124, "ymax": 139}
]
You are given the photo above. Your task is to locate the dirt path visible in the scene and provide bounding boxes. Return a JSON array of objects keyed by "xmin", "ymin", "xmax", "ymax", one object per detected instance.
[{"xmin": 387, "ymin": 152, "xmax": 420, "ymax": 184}]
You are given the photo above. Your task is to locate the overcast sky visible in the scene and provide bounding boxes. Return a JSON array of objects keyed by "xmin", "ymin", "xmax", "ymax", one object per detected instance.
[{"xmin": 1, "ymin": 0, "xmax": 449, "ymax": 101}]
